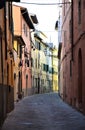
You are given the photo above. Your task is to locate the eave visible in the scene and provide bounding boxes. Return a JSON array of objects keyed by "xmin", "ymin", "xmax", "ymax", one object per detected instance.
[
  {"xmin": 58, "ymin": 42, "xmax": 62, "ymax": 59},
  {"xmin": 14, "ymin": 35, "xmax": 25, "ymax": 46},
  {"xmin": 21, "ymin": 8, "xmax": 35, "ymax": 30},
  {"xmin": 30, "ymin": 14, "xmax": 38, "ymax": 24}
]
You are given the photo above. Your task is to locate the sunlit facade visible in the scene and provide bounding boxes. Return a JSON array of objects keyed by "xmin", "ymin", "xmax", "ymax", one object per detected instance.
[
  {"xmin": 31, "ymin": 30, "xmax": 53, "ymax": 93},
  {"xmin": 13, "ymin": 5, "xmax": 35, "ymax": 101},
  {"xmin": 52, "ymin": 48, "xmax": 58, "ymax": 92},
  {"xmin": 0, "ymin": 1, "xmax": 14, "ymax": 125}
]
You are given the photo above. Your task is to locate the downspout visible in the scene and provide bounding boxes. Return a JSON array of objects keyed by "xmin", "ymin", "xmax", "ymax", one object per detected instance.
[
  {"xmin": 52, "ymin": 49, "xmax": 53, "ymax": 92},
  {"xmin": 4, "ymin": 2, "xmax": 7, "ymax": 60},
  {"xmin": 71, "ymin": 0, "xmax": 74, "ymax": 61},
  {"xmin": 2, "ymin": 2, "xmax": 7, "ymax": 85}
]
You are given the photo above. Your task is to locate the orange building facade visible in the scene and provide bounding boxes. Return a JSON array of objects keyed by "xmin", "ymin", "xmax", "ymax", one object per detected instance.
[
  {"xmin": 0, "ymin": 1, "xmax": 14, "ymax": 126},
  {"xmin": 13, "ymin": 5, "xmax": 35, "ymax": 101}
]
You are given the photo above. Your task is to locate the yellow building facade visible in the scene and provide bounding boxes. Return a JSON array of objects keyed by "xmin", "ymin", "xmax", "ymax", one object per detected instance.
[
  {"xmin": 31, "ymin": 31, "xmax": 53, "ymax": 93},
  {"xmin": 52, "ymin": 48, "xmax": 58, "ymax": 92}
]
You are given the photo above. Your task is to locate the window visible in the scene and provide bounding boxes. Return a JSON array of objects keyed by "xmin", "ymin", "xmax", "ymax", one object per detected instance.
[
  {"xmin": 35, "ymin": 78, "xmax": 38, "ymax": 88},
  {"xmin": 43, "ymin": 64, "xmax": 45, "ymax": 71},
  {"xmin": 35, "ymin": 41, "xmax": 41, "ymax": 50},
  {"xmin": 69, "ymin": 19, "xmax": 72, "ymax": 44},
  {"xmin": 39, "ymin": 42, "xmax": 41, "ymax": 50},
  {"xmin": 26, "ymin": 60, "xmax": 29, "ymax": 67},
  {"xmin": 23, "ymin": 24, "xmax": 28, "ymax": 37},
  {"xmin": 8, "ymin": 2, "xmax": 13, "ymax": 33},
  {"xmin": 31, "ymin": 58, "xmax": 34, "ymax": 67},
  {"xmin": 46, "ymin": 65, "xmax": 49, "ymax": 72},
  {"xmin": 70, "ymin": 60, "xmax": 72, "ymax": 77},
  {"xmin": 23, "ymin": 24, "xmax": 25, "ymax": 34},
  {"xmin": 49, "ymin": 67, "xmax": 52, "ymax": 74},
  {"xmin": 64, "ymin": 31, "xmax": 67, "ymax": 46},
  {"xmin": 6, "ymin": 2, "xmax": 8, "ymax": 18},
  {"xmin": 35, "ymin": 40, "xmax": 38, "ymax": 49},
  {"xmin": 42, "ymin": 64, "xmax": 49, "ymax": 72},
  {"xmin": 64, "ymin": 0, "xmax": 65, "ymax": 16},
  {"xmin": 52, "ymin": 68, "xmax": 54, "ymax": 74},
  {"xmin": 20, "ymin": 45, "xmax": 22, "ymax": 58},
  {"xmin": 35, "ymin": 59, "xmax": 37, "ymax": 68},
  {"xmin": 78, "ymin": 0, "xmax": 81, "ymax": 24},
  {"xmin": 26, "ymin": 27, "xmax": 28, "ymax": 37}
]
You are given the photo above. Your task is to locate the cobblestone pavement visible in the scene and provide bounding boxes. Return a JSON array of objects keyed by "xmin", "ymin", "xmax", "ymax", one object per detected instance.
[{"xmin": 1, "ymin": 93, "xmax": 85, "ymax": 130}]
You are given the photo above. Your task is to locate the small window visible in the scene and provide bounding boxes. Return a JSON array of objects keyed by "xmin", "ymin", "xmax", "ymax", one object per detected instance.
[
  {"xmin": 31, "ymin": 58, "xmax": 34, "ymax": 67},
  {"xmin": 39, "ymin": 42, "xmax": 41, "ymax": 50},
  {"xmin": 14, "ymin": 73, "xmax": 16, "ymax": 80},
  {"xmin": 70, "ymin": 60, "xmax": 72, "ymax": 77},
  {"xmin": 64, "ymin": 31, "xmax": 67, "ymax": 46},
  {"xmin": 46, "ymin": 65, "xmax": 49, "ymax": 72},
  {"xmin": 23, "ymin": 24, "xmax": 25, "ymax": 34},
  {"xmin": 26, "ymin": 27, "xmax": 28, "ymax": 37},
  {"xmin": 8, "ymin": 85, "xmax": 11, "ymax": 93},
  {"xmin": 35, "ymin": 59, "xmax": 37, "ymax": 68},
  {"xmin": 23, "ymin": 24, "xmax": 28, "ymax": 37},
  {"xmin": 27, "ymin": 60, "xmax": 29, "ymax": 67},
  {"xmin": 64, "ymin": 0, "xmax": 65, "ymax": 16}
]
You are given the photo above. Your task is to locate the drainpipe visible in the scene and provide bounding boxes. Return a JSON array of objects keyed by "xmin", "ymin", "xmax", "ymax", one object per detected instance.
[
  {"xmin": 4, "ymin": 2, "xmax": 7, "ymax": 93},
  {"xmin": 71, "ymin": 0, "xmax": 74, "ymax": 61},
  {"xmin": 4, "ymin": 2, "xmax": 7, "ymax": 60}
]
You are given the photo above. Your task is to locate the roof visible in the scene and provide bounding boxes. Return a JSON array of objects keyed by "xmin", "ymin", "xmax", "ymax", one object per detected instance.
[
  {"xmin": 21, "ymin": 8, "xmax": 35, "ymax": 30},
  {"xmin": 30, "ymin": 14, "xmax": 38, "ymax": 24}
]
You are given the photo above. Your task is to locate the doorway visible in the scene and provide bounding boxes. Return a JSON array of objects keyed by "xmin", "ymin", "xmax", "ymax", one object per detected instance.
[
  {"xmin": 78, "ymin": 49, "xmax": 82, "ymax": 108},
  {"xmin": 38, "ymin": 77, "xmax": 40, "ymax": 94}
]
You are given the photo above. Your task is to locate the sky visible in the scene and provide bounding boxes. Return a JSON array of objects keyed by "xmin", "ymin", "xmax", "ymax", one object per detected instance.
[{"xmin": 14, "ymin": 0, "xmax": 60, "ymax": 47}]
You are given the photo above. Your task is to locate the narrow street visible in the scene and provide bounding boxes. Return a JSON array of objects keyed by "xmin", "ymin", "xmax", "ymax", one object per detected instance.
[{"xmin": 1, "ymin": 93, "xmax": 85, "ymax": 130}]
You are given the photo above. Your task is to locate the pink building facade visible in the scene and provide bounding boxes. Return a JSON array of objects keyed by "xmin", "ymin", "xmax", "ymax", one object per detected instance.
[
  {"xmin": 13, "ymin": 5, "xmax": 35, "ymax": 100},
  {"xmin": 21, "ymin": 8, "xmax": 34, "ymax": 96},
  {"xmin": 58, "ymin": 0, "xmax": 85, "ymax": 114}
]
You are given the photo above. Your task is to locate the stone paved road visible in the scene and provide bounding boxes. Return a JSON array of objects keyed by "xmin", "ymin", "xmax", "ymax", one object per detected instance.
[{"xmin": 1, "ymin": 93, "xmax": 85, "ymax": 130}]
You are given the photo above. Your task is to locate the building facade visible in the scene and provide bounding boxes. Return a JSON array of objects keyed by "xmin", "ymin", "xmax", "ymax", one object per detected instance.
[
  {"xmin": 52, "ymin": 47, "xmax": 58, "ymax": 92},
  {"xmin": 13, "ymin": 5, "xmax": 35, "ymax": 101},
  {"xmin": 0, "ymin": 1, "xmax": 15, "ymax": 126},
  {"xmin": 31, "ymin": 30, "xmax": 54, "ymax": 94},
  {"xmin": 58, "ymin": 0, "xmax": 85, "ymax": 114}
]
